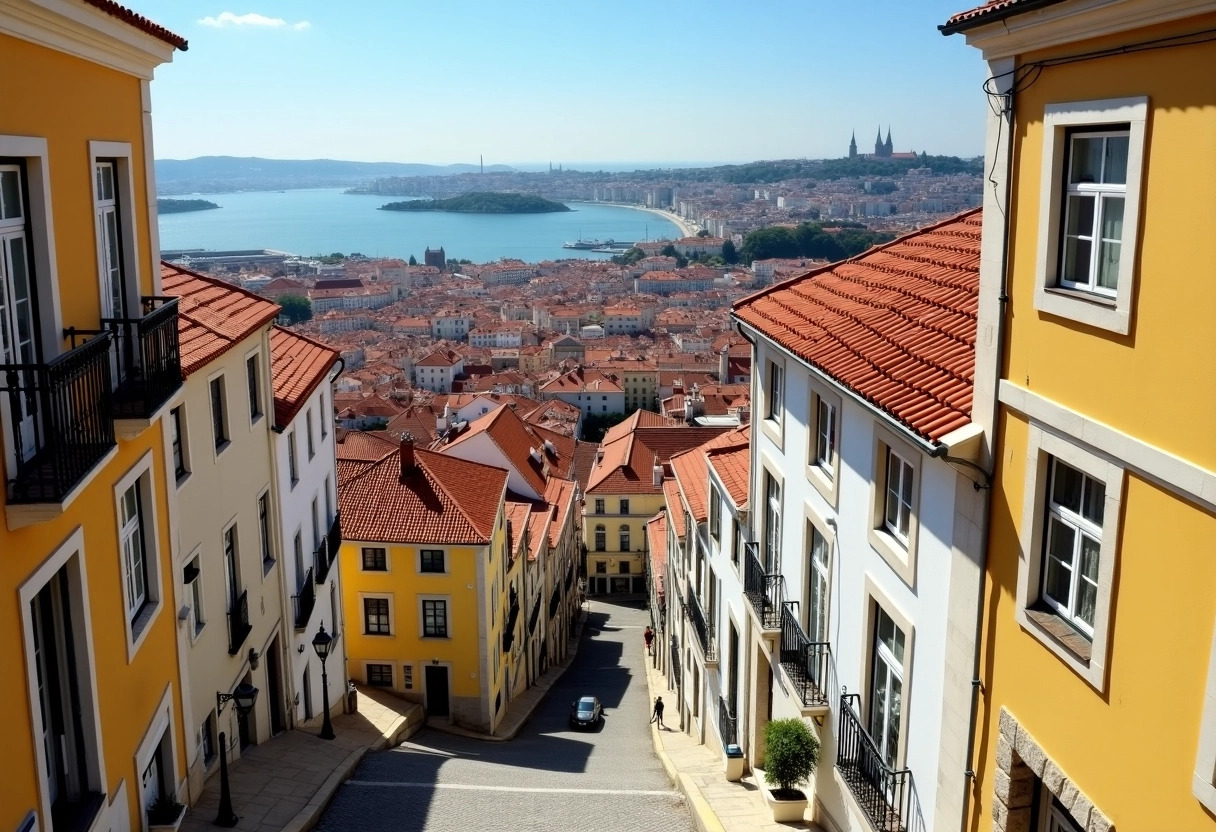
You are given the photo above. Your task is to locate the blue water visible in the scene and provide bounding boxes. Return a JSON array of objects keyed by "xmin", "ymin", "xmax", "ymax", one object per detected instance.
[{"xmin": 157, "ymin": 189, "xmax": 683, "ymax": 263}]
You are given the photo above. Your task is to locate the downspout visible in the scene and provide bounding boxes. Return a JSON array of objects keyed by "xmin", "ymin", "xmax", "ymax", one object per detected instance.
[{"xmin": 960, "ymin": 66, "xmax": 1017, "ymax": 832}]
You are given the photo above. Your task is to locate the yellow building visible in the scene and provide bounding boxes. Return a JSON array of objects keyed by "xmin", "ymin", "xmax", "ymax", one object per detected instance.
[
  {"xmin": 583, "ymin": 410, "xmax": 727, "ymax": 594},
  {"xmin": 337, "ymin": 438, "xmax": 512, "ymax": 732},
  {"xmin": 0, "ymin": 3, "xmax": 189, "ymax": 831},
  {"xmin": 943, "ymin": 2, "xmax": 1216, "ymax": 830}
]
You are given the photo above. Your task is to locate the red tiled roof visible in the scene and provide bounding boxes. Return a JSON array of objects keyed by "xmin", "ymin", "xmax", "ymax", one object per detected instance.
[
  {"xmin": 733, "ymin": 209, "xmax": 981, "ymax": 443},
  {"xmin": 270, "ymin": 326, "xmax": 338, "ymax": 429},
  {"xmin": 162, "ymin": 262, "xmax": 281, "ymax": 377},
  {"xmin": 706, "ymin": 426, "xmax": 751, "ymax": 509},
  {"xmin": 588, "ymin": 418, "xmax": 730, "ymax": 495},
  {"xmin": 670, "ymin": 447, "xmax": 709, "ymax": 523},
  {"xmin": 646, "ymin": 513, "xmax": 667, "ymax": 598},
  {"xmin": 335, "ymin": 430, "xmax": 398, "ymax": 462},
  {"xmin": 338, "ymin": 446, "xmax": 506, "ymax": 545},
  {"xmin": 81, "ymin": 0, "xmax": 188, "ymax": 50},
  {"xmin": 940, "ymin": 0, "xmax": 1065, "ymax": 32},
  {"xmin": 544, "ymin": 477, "xmax": 578, "ymax": 549},
  {"xmin": 442, "ymin": 405, "xmax": 548, "ymax": 497},
  {"xmin": 661, "ymin": 479, "xmax": 685, "ymax": 540}
]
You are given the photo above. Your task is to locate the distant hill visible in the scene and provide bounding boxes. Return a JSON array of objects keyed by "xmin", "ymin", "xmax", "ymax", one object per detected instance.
[
  {"xmin": 155, "ymin": 156, "xmax": 515, "ymax": 195},
  {"xmin": 381, "ymin": 192, "xmax": 571, "ymax": 214},
  {"xmin": 157, "ymin": 198, "xmax": 219, "ymax": 213}
]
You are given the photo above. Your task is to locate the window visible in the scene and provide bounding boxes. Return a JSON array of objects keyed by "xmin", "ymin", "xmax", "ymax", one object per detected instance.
[
  {"xmin": 94, "ymin": 160, "xmax": 128, "ymax": 321},
  {"xmin": 294, "ymin": 531, "xmax": 305, "ymax": 586},
  {"xmin": 884, "ymin": 449, "xmax": 915, "ymax": 545},
  {"xmin": 306, "ymin": 410, "xmax": 315, "ymax": 459},
  {"xmin": 258, "ymin": 492, "xmax": 273, "ymax": 572},
  {"xmin": 732, "ymin": 518, "xmax": 741, "ymax": 566},
  {"xmin": 869, "ymin": 606, "xmax": 905, "ymax": 770},
  {"xmin": 619, "ymin": 560, "xmax": 630, "ymax": 574},
  {"xmin": 814, "ymin": 396, "xmax": 837, "ymax": 476},
  {"xmin": 170, "ymin": 406, "xmax": 188, "ymax": 481},
  {"xmin": 0, "ymin": 165, "xmax": 39, "ymax": 414},
  {"xmin": 362, "ymin": 547, "xmax": 387, "ymax": 571},
  {"xmin": 767, "ymin": 360, "xmax": 783, "ymax": 421},
  {"xmin": 808, "ymin": 524, "xmax": 830, "ymax": 644},
  {"xmin": 594, "ymin": 524, "xmax": 606, "ymax": 551},
  {"xmin": 210, "ymin": 377, "xmax": 228, "ymax": 450},
  {"xmin": 1040, "ymin": 459, "xmax": 1104, "ymax": 637},
  {"xmin": 619, "ymin": 499, "xmax": 629, "ymax": 515},
  {"xmin": 246, "ymin": 355, "xmax": 261, "ymax": 420},
  {"xmin": 402, "ymin": 664, "xmax": 413, "ymax": 690},
  {"xmin": 366, "ymin": 664, "xmax": 393, "ymax": 687},
  {"xmin": 186, "ymin": 556, "xmax": 204, "ymax": 637},
  {"xmin": 763, "ymin": 472, "xmax": 782, "ymax": 572},
  {"xmin": 709, "ymin": 486, "xmax": 721, "ymax": 541},
  {"xmin": 1033, "ymin": 97, "xmax": 1147, "ymax": 335},
  {"xmin": 594, "ymin": 561, "xmax": 606, "ymax": 574},
  {"xmin": 420, "ymin": 549, "xmax": 445, "ymax": 573},
  {"xmin": 120, "ymin": 481, "xmax": 148, "ymax": 621},
  {"xmin": 619, "ymin": 525, "xmax": 630, "ymax": 552},
  {"xmin": 288, "ymin": 431, "xmax": 299, "ymax": 485},
  {"xmin": 319, "ymin": 390, "xmax": 328, "ymax": 439},
  {"xmin": 594, "ymin": 499, "xmax": 605, "ymax": 514},
  {"xmin": 422, "ymin": 599, "xmax": 448, "ymax": 637},
  {"xmin": 364, "ymin": 598, "xmax": 390, "ymax": 635},
  {"xmin": 311, "ymin": 497, "xmax": 320, "ymax": 552},
  {"xmin": 200, "ymin": 714, "xmax": 216, "ymax": 767},
  {"xmin": 223, "ymin": 525, "xmax": 240, "ymax": 608}
]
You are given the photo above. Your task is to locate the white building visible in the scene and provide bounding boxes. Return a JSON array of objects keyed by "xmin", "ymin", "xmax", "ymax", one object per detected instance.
[
  {"xmin": 414, "ymin": 348, "xmax": 464, "ymax": 393},
  {"xmin": 470, "ymin": 326, "xmax": 524, "ymax": 348},
  {"xmin": 539, "ymin": 368, "xmax": 625, "ymax": 416},
  {"xmin": 430, "ymin": 312, "xmax": 473, "ymax": 340}
]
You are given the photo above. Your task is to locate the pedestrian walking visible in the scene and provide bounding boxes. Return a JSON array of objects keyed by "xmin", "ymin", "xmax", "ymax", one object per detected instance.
[
  {"xmin": 643, "ymin": 625, "xmax": 654, "ymax": 655},
  {"xmin": 651, "ymin": 695, "xmax": 665, "ymax": 729}
]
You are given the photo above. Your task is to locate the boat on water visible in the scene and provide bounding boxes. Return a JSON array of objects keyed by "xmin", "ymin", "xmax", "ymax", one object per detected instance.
[{"xmin": 563, "ymin": 238, "xmax": 607, "ymax": 250}]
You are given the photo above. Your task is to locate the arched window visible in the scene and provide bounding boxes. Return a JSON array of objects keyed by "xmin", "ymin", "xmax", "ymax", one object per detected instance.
[
  {"xmin": 619, "ymin": 524, "xmax": 631, "ymax": 552},
  {"xmin": 594, "ymin": 525, "xmax": 606, "ymax": 552}
]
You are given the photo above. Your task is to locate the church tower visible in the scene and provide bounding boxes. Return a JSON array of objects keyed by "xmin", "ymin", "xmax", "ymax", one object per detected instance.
[
  {"xmin": 884, "ymin": 126, "xmax": 893, "ymax": 156},
  {"xmin": 874, "ymin": 126, "xmax": 884, "ymax": 156},
  {"xmin": 849, "ymin": 130, "xmax": 857, "ymax": 159}
]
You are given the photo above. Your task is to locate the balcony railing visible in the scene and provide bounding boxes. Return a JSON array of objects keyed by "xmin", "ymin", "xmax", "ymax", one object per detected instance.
[
  {"xmin": 2, "ymin": 333, "xmax": 115, "ymax": 505},
  {"xmin": 743, "ymin": 542, "xmax": 784, "ymax": 630},
  {"xmin": 837, "ymin": 693, "xmax": 912, "ymax": 832},
  {"xmin": 327, "ymin": 511, "xmax": 342, "ymax": 562},
  {"xmin": 315, "ymin": 512, "xmax": 342, "ymax": 584},
  {"xmin": 779, "ymin": 604, "xmax": 831, "ymax": 709},
  {"xmin": 314, "ymin": 538, "xmax": 330, "ymax": 584},
  {"xmin": 293, "ymin": 567, "xmax": 316, "ymax": 630},
  {"xmin": 227, "ymin": 589, "xmax": 253, "ymax": 655},
  {"xmin": 687, "ymin": 588, "xmax": 717, "ymax": 662},
  {"xmin": 718, "ymin": 695, "xmax": 738, "ymax": 748},
  {"xmin": 104, "ymin": 297, "xmax": 182, "ymax": 420}
]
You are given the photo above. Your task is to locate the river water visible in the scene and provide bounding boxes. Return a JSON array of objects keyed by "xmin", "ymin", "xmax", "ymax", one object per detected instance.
[{"xmin": 157, "ymin": 188, "xmax": 682, "ymax": 263}]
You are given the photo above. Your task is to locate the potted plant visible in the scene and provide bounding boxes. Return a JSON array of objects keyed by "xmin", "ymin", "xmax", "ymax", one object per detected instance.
[
  {"xmin": 762, "ymin": 718, "xmax": 820, "ymax": 823},
  {"xmin": 147, "ymin": 794, "xmax": 186, "ymax": 832}
]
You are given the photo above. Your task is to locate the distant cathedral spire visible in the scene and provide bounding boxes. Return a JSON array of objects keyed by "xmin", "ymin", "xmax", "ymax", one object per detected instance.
[
  {"xmin": 849, "ymin": 130, "xmax": 857, "ymax": 159},
  {"xmin": 884, "ymin": 126, "xmax": 893, "ymax": 155}
]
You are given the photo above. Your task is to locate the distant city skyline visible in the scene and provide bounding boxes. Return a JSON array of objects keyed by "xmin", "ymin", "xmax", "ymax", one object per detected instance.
[{"xmin": 140, "ymin": 1, "xmax": 988, "ymax": 165}]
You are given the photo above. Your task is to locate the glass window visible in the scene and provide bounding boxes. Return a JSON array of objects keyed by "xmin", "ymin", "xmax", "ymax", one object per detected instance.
[
  {"xmin": 619, "ymin": 525, "xmax": 630, "ymax": 552},
  {"xmin": 364, "ymin": 598, "xmax": 390, "ymax": 635},
  {"xmin": 420, "ymin": 549, "xmax": 445, "ymax": 573},
  {"xmin": 306, "ymin": 410, "xmax": 315, "ymax": 459},
  {"xmin": 258, "ymin": 493, "xmax": 273, "ymax": 569},
  {"xmin": 367, "ymin": 664, "xmax": 393, "ymax": 687},
  {"xmin": 764, "ymin": 473, "xmax": 782, "ymax": 572},
  {"xmin": 814, "ymin": 397, "xmax": 836, "ymax": 475},
  {"xmin": 210, "ymin": 377, "xmax": 227, "ymax": 449},
  {"xmin": 619, "ymin": 499, "xmax": 629, "ymax": 515},
  {"xmin": 884, "ymin": 449, "xmax": 914, "ymax": 544},
  {"xmin": 170, "ymin": 406, "xmax": 187, "ymax": 479},
  {"xmin": 246, "ymin": 355, "xmax": 261, "ymax": 420},
  {"xmin": 187, "ymin": 557, "xmax": 204, "ymax": 636},
  {"xmin": 288, "ymin": 431, "xmax": 298, "ymax": 484},
  {"xmin": 1041, "ymin": 458, "xmax": 1104, "ymax": 637},
  {"xmin": 1059, "ymin": 129, "xmax": 1129, "ymax": 296},
  {"xmin": 422, "ymin": 599, "xmax": 448, "ymax": 637},
  {"xmin": 768, "ymin": 361, "xmax": 783, "ymax": 421},
  {"xmin": 120, "ymin": 481, "xmax": 147, "ymax": 620},
  {"xmin": 869, "ymin": 606, "xmax": 905, "ymax": 770},
  {"xmin": 808, "ymin": 525, "xmax": 829, "ymax": 645},
  {"xmin": 709, "ymin": 486, "xmax": 721, "ymax": 540},
  {"xmin": 362, "ymin": 547, "xmax": 386, "ymax": 571},
  {"xmin": 319, "ymin": 390, "xmax": 328, "ymax": 439},
  {"xmin": 594, "ymin": 524, "xmax": 606, "ymax": 552},
  {"xmin": 594, "ymin": 499, "xmax": 604, "ymax": 514}
]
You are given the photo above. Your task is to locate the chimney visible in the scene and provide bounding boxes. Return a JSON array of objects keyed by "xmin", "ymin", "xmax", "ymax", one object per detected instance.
[
  {"xmin": 399, "ymin": 431, "xmax": 416, "ymax": 480},
  {"xmin": 719, "ymin": 346, "xmax": 729, "ymax": 382},
  {"xmin": 652, "ymin": 462, "xmax": 663, "ymax": 488}
]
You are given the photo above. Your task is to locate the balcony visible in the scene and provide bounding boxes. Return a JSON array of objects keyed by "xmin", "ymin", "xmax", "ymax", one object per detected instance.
[
  {"xmin": 687, "ymin": 588, "xmax": 717, "ymax": 664},
  {"xmin": 313, "ymin": 538, "xmax": 330, "ymax": 584},
  {"xmin": 292, "ymin": 568, "xmax": 316, "ymax": 630},
  {"xmin": 227, "ymin": 589, "xmax": 253, "ymax": 655},
  {"xmin": 2, "ymin": 333, "xmax": 116, "ymax": 513},
  {"xmin": 779, "ymin": 604, "xmax": 831, "ymax": 713},
  {"xmin": 718, "ymin": 695, "xmax": 738, "ymax": 748},
  {"xmin": 837, "ymin": 694, "xmax": 912, "ymax": 832},
  {"xmin": 315, "ymin": 512, "xmax": 342, "ymax": 584},
  {"xmin": 104, "ymin": 297, "xmax": 182, "ymax": 427},
  {"xmin": 743, "ymin": 542, "xmax": 784, "ymax": 633}
]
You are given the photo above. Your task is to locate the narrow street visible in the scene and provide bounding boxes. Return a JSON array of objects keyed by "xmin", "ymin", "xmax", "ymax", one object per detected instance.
[{"xmin": 316, "ymin": 599, "xmax": 693, "ymax": 831}]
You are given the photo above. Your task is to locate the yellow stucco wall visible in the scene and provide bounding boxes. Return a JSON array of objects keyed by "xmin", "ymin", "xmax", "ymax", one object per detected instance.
[{"xmin": 584, "ymin": 492, "xmax": 665, "ymax": 575}]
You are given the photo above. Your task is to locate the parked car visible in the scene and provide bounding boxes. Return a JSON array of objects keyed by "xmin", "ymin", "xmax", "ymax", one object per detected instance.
[{"xmin": 569, "ymin": 695, "xmax": 602, "ymax": 729}]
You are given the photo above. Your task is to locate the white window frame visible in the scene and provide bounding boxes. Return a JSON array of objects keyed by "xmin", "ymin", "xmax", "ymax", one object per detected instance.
[
  {"xmin": 418, "ymin": 548, "xmax": 446, "ymax": 574},
  {"xmin": 1016, "ymin": 424, "xmax": 1123, "ymax": 692},
  {"xmin": 133, "ymin": 685, "xmax": 179, "ymax": 832},
  {"xmin": 208, "ymin": 372, "xmax": 229, "ymax": 454},
  {"xmin": 287, "ymin": 430, "xmax": 299, "ymax": 486},
  {"xmin": 115, "ymin": 450, "xmax": 164, "ymax": 659},
  {"xmin": 803, "ymin": 510, "xmax": 834, "ymax": 646},
  {"xmin": 806, "ymin": 384, "xmax": 842, "ymax": 506},
  {"xmin": 1038, "ymin": 458, "xmax": 1104, "ymax": 637},
  {"xmin": 1033, "ymin": 97, "xmax": 1148, "ymax": 335},
  {"xmin": 762, "ymin": 464, "xmax": 783, "ymax": 573},
  {"xmin": 419, "ymin": 595, "xmax": 451, "ymax": 639},
  {"xmin": 361, "ymin": 546, "xmax": 389, "ymax": 572},
  {"xmin": 884, "ymin": 449, "xmax": 915, "ymax": 545},
  {"xmin": 186, "ymin": 550, "xmax": 205, "ymax": 642},
  {"xmin": 859, "ymin": 576, "xmax": 915, "ymax": 773},
  {"xmin": 89, "ymin": 143, "xmax": 139, "ymax": 329},
  {"xmin": 244, "ymin": 348, "xmax": 262, "ymax": 424},
  {"xmin": 868, "ymin": 427, "xmax": 921, "ymax": 589}
]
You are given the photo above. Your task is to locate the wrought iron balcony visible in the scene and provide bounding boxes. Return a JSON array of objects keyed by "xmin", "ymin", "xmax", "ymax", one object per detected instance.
[
  {"xmin": 314, "ymin": 538, "xmax": 330, "ymax": 584},
  {"xmin": 779, "ymin": 604, "xmax": 831, "ymax": 709},
  {"xmin": 327, "ymin": 511, "xmax": 342, "ymax": 563},
  {"xmin": 2, "ymin": 333, "xmax": 115, "ymax": 505},
  {"xmin": 104, "ymin": 297, "xmax": 182, "ymax": 420},
  {"xmin": 315, "ymin": 512, "xmax": 342, "ymax": 584},
  {"xmin": 227, "ymin": 588, "xmax": 253, "ymax": 655},
  {"xmin": 669, "ymin": 636, "xmax": 681, "ymax": 687},
  {"xmin": 687, "ymin": 588, "xmax": 717, "ymax": 663},
  {"xmin": 293, "ymin": 567, "xmax": 316, "ymax": 630},
  {"xmin": 837, "ymin": 693, "xmax": 912, "ymax": 832},
  {"xmin": 718, "ymin": 696, "xmax": 738, "ymax": 748},
  {"xmin": 743, "ymin": 542, "xmax": 784, "ymax": 630}
]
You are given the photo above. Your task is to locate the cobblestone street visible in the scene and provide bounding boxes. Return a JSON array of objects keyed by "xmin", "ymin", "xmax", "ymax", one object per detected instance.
[{"xmin": 316, "ymin": 599, "xmax": 692, "ymax": 831}]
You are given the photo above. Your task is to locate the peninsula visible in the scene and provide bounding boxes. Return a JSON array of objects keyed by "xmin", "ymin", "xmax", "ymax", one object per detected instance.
[
  {"xmin": 158, "ymin": 198, "xmax": 220, "ymax": 214},
  {"xmin": 380, "ymin": 192, "xmax": 571, "ymax": 214}
]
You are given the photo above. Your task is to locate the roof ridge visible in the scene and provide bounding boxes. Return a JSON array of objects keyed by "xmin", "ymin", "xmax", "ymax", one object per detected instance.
[
  {"xmin": 164, "ymin": 261, "xmax": 285, "ymax": 310},
  {"xmin": 418, "ymin": 448, "xmax": 506, "ymax": 538},
  {"xmin": 272, "ymin": 323, "xmax": 338, "ymax": 354}
]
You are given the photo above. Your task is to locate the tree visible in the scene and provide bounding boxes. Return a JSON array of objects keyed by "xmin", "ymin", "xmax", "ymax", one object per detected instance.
[
  {"xmin": 278, "ymin": 294, "xmax": 312, "ymax": 325},
  {"xmin": 408, "ymin": 254, "xmax": 417, "ymax": 266},
  {"xmin": 763, "ymin": 718, "xmax": 820, "ymax": 798},
  {"xmin": 660, "ymin": 244, "xmax": 679, "ymax": 258},
  {"xmin": 722, "ymin": 240, "xmax": 739, "ymax": 264},
  {"xmin": 740, "ymin": 227, "xmax": 799, "ymax": 264},
  {"xmin": 696, "ymin": 228, "xmax": 710, "ymax": 237}
]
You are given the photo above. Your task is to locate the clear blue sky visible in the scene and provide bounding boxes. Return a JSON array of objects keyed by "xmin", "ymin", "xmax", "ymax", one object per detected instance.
[{"xmin": 139, "ymin": 1, "xmax": 988, "ymax": 166}]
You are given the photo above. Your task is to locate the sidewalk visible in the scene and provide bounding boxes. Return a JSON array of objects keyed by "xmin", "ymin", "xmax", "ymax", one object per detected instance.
[
  {"xmin": 180, "ymin": 686, "xmax": 423, "ymax": 832},
  {"xmin": 643, "ymin": 658, "xmax": 826, "ymax": 832}
]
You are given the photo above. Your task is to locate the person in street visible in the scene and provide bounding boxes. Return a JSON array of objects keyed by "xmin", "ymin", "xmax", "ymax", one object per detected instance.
[
  {"xmin": 643, "ymin": 625, "xmax": 654, "ymax": 655},
  {"xmin": 651, "ymin": 695, "xmax": 665, "ymax": 729}
]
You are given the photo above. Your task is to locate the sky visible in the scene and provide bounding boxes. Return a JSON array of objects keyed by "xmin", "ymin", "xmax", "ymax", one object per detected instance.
[{"xmin": 139, "ymin": 1, "xmax": 990, "ymax": 166}]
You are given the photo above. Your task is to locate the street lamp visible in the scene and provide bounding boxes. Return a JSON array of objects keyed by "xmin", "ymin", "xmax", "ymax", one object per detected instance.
[
  {"xmin": 312, "ymin": 620, "xmax": 336, "ymax": 740},
  {"xmin": 214, "ymin": 683, "xmax": 259, "ymax": 827}
]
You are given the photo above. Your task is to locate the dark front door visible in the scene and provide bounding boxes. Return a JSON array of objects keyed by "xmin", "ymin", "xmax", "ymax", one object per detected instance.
[
  {"xmin": 265, "ymin": 637, "xmax": 284, "ymax": 735},
  {"xmin": 425, "ymin": 666, "xmax": 450, "ymax": 718}
]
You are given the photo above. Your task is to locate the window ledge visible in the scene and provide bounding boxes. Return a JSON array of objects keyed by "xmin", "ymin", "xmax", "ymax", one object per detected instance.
[
  {"xmin": 1025, "ymin": 606, "xmax": 1092, "ymax": 663},
  {"xmin": 760, "ymin": 416, "xmax": 783, "ymax": 450},
  {"xmin": 1017, "ymin": 603, "xmax": 1106, "ymax": 691},
  {"xmin": 215, "ymin": 440, "xmax": 231, "ymax": 456},
  {"xmin": 1043, "ymin": 285, "xmax": 1117, "ymax": 308},
  {"xmin": 867, "ymin": 527, "xmax": 916, "ymax": 590},
  {"xmin": 262, "ymin": 558, "xmax": 276, "ymax": 577},
  {"xmin": 1034, "ymin": 281, "xmax": 1130, "ymax": 335},
  {"xmin": 805, "ymin": 461, "xmax": 838, "ymax": 507}
]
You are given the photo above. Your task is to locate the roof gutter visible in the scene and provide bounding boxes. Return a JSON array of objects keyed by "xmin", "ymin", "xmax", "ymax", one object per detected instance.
[{"xmin": 938, "ymin": 0, "xmax": 1068, "ymax": 35}]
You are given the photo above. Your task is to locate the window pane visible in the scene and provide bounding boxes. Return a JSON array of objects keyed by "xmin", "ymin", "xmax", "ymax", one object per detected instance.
[
  {"xmin": 1097, "ymin": 198, "xmax": 1124, "ymax": 291},
  {"xmin": 1069, "ymin": 136, "xmax": 1104, "ymax": 184},
  {"xmin": 0, "ymin": 170, "xmax": 20, "ymax": 219},
  {"xmin": 887, "ymin": 675, "xmax": 903, "ymax": 768},
  {"xmin": 1103, "ymin": 135, "xmax": 1129, "ymax": 184},
  {"xmin": 1051, "ymin": 462, "xmax": 1083, "ymax": 513},
  {"xmin": 1082, "ymin": 478, "xmax": 1106, "ymax": 527},
  {"xmin": 1044, "ymin": 519, "xmax": 1075, "ymax": 606}
]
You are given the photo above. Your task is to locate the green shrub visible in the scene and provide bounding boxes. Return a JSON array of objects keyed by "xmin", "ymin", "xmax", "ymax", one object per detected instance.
[
  {"xmin": 147, "ymin": 794, "xmax": 184, "ymax": 825},
  {"xmin": 763, "ymin": 718, "xmax": 820, "ymax": 797}
]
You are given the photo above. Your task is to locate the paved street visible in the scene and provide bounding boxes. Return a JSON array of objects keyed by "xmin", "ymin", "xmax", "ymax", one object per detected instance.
[{"xmin": 316, "ymin": 599, "xmax": 693, "ymax": 831}]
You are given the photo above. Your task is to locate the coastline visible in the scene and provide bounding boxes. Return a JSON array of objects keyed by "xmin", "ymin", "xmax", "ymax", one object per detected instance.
[{"xmin": 566, "ymin": 201, "xmax": 696, "ymax": 239}]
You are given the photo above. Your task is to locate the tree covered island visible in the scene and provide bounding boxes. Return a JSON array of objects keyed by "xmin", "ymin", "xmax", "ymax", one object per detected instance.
[
  {"xmin": 380, "ymin": 192, "xmax": 571, "ymax": 213},
  {"xmin": 157, "ymin": 198, "xmax": 220, "ymax": 213}
]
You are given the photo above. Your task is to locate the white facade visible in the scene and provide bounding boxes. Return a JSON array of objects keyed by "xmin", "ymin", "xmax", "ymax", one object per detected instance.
[
  {"xmin": 430, "ymin": 313, "xmax": 472, "ymax": 340},
  {"xmin": 547, "ymin": 388, "xmax": 625, "ymax": 417},
  {"xmin": 470, "ymin": 328, "xmax": 524, "ymax": 348},
  {"xmin": 415, "ymin": 355, "xmax": 464, "ymax": 393}
]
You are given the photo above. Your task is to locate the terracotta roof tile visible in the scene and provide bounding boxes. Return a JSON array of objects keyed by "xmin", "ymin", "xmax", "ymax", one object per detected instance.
[
  {"xmin": 588, "ymin": 423, "xmax": 730, "ymax": 495},
  {"xmin": 662, "ymin": 479, "xmax": 686, "ymax": 540},
  {"xmin": 670, "ymin": 449, "xmax": 709, "ymax": 523},
  {"xmin": 646, "ymin": 513, "xmax": 667, "ymax": 598},
  {"xmin": 80, "ymin": 0, "xmax": 187, "ymax": 49},
  {"xmin": 442, "ymin": 405, "xmax": 548, "ymax": 496},
  {"xmin": 940, "ymin": 0, "xmax": 1065, "ymax": 32},
  {"xmin": 162, "ymin": 262, "xmax": 281, "ymax": 377},
  {"xmin": 270, "ymin": 326, "xmax": 339, "ymax": 429},
  {"xmin": 335, "ymin": 430, "xmax": 398, "ymax": 462},
  {"xmin": 338, "ymin": 446, "xmax": 506, "ymax": 545},
  {"xmin": 733, "ymin": 209, "xmax": 981, "ymax": 443}
]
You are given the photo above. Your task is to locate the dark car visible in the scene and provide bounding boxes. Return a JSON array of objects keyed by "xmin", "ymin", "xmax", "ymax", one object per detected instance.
[{"xmin": 569, "ymin": 695, "xmax": 602, "ymax": 729}]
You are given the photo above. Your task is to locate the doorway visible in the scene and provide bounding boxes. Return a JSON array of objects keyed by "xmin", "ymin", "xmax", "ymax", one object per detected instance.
[
  {"xmin": 265, "ymin": 637, "xmax": 284, "ymax": 735},
  {"xmin": 425, "ymin": 665, "xmax": 450, "ymax": 718}
]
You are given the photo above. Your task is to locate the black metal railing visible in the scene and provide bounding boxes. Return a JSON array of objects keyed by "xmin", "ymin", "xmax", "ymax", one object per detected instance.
[
  {"xmin": 718, "ymin": 696, "xmax": 738, "ymax": 748},
  {"xmin": 2, "ymin": 333, "xmax": 115, "ymax": 504},
  {"xmin": 779, "ymin": 604, "xmax": 831, "ymax": 708},
  {"xmin": 670, "ymin": 636, "xmax": 682, "ymax": 687},
  {"xmin": 314, "ymin": 538, "xmax": 330, "ymax": 584},
  {"xmin": 327, "ymin": 511, "xmax": 342, "ymax": 564},
  {"xmin": 104, "ymin": 297, "xmax": 182, "ymax": 420},
  {"xmin": 837, "ymin": 694, "xmax": 912, "ymax": 832},
  {"xmin": 743, "ymin": 542, "xmax": 784, "ymax": 629},
  {"xmin": 687, "ymin": 588, "xmax": 716, "ymax": 662},
  {"xmin": 314, "ymin": 512, "xmax": 342, "ymax": 584},
  {"xmin": 227, "ymin": 589, "xmax": 253, "ymax": 655},
  {"xmin": 293, "ymin": 567, "xmax": 316, "ymax": 630}
]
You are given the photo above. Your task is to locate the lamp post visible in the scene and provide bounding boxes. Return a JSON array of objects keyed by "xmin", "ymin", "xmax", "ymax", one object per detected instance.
[
  {"xmin": 312, "ymin": 620, "xmax": 335, "ymax": 740},
  {"xmin": 214, "ymin": 683, "xmax": 259, "ymax": 827}
]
